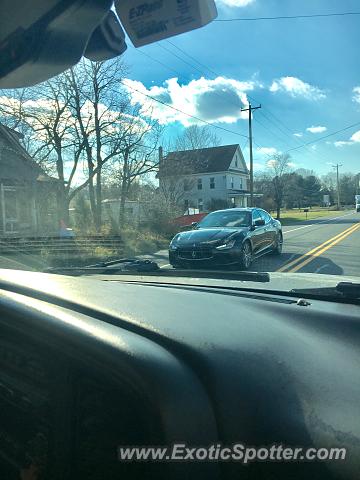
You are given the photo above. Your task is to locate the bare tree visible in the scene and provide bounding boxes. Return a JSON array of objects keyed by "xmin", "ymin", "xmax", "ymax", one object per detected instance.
[
  {"xmin": 266, "ymin": 153, "xmax": 293, "ymax": 219},
  {"xmin": 174, "ymin": 125, "xmax": 221, "ymax": 151},
  {"xmin": 0, "ymin": 58, "xmax": 162, "ymax": 231},
  {"xmin": 0, "ymin": 77, "xmax": 84, "ymax": 223},
  {"xmin": 102, "ymin": 113, "xmax": 163, "ymax": 226}
]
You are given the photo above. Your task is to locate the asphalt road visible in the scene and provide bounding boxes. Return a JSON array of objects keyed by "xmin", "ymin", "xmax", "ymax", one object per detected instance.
[{"xmin": 141, "ymin": 211, "xmax": 360, "ymax": 277}]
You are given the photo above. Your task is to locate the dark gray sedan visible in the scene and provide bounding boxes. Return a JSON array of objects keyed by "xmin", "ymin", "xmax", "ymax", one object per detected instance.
[{"xmin": 169, "ymin": 208, "xmax": 283, "ymax": 270}]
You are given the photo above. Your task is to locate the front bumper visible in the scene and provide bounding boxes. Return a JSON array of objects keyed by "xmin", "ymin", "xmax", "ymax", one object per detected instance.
[{"xmin": 169, "ymin": 246, "xmax": 241, "ymax": 268}]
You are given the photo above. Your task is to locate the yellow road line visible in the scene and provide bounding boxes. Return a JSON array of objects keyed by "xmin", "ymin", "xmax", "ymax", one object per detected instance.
[
  {"xmin": 277, "ymin": 222, "xmax": 360, "ymax": 273},
  {"xmin": 288, "ymin": 223, "xmax": 360, "ymax": 273}
]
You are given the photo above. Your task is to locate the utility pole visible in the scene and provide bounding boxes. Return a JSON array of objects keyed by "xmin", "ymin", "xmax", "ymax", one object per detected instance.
[
  {"xmin": 241, "ymin": 102, "xmax": 261, "ymax": 207},
  {"xmin": 332, "ymin": 163, "xmax": 342, "ymax": 210}
]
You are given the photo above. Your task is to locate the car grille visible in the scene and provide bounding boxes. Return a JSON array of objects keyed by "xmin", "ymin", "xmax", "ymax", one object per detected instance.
[{"xmin": 177, "ymin": 248, "xmax": 213, "ymax": 260}]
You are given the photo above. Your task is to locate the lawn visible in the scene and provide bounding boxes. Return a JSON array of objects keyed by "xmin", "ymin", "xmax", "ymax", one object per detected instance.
[{"xmin": 275, "ymin": 208, "xmax": 350, "ymax": 225}]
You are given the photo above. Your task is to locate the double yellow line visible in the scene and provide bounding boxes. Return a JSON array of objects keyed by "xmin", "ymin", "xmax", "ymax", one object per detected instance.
[{"xmin": 278, "ymin": 222, "xmax": 360, "ymax": 273}]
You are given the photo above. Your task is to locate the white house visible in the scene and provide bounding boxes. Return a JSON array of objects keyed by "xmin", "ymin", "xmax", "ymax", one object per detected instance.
[
  {"xmin": 157, "ymin": 144, "xmax": 250, "ymax": 212},
  {"xmin": 102, "ymin": 199, "xmax": 149, "ymax": 225}
]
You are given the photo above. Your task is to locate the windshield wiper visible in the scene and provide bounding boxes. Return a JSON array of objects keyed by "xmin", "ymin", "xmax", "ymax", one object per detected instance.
[
  {"xmin": 45, "ymin": 258, "xmax": 160, "ymax": 275},
  {"xmin": 45, "ymin": 261, "xmax": 270, "ymax": 283},
  {"xmin": 336, "ymin": 282, "xmax": 360, "ymax": 299},
  {"xmin": 291, "ymin": 281, "xmax": 360, "ymax": 300}
]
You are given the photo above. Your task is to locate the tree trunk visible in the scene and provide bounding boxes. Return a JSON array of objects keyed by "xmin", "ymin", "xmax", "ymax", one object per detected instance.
[
  {"xmin": 118, "ymin": 148, "xmax": 130, "ymax": 227},
  {"xmin": 88, "ymin": 162, "xmax": 96, "ymax": 230},
  {"xmin": 57, "ymin": 185, "xmax": 70, "ymax": 226},
  {"xmin": 95, "ymin": 168, "xmax": 102, "ymax": 231},
  {"xmin": 54, "ymin": 141, "xmax": 70, "ymax": 227}
]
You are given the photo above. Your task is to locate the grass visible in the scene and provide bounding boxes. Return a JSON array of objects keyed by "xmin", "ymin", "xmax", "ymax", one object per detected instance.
[
  {"xmin": 122, "ymin": 229, "xmax": 169, "ymax": 257},
  {"xmin": 41, "ymin": 227, "xmax": 170, "ymax": 268},
  {"xmin": 276, "ymin": 207, "xmax": 350, "ymax": 225}
]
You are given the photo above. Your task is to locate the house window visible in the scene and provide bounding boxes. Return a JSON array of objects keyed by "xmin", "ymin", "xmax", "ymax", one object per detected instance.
[
  {"xmin": 239, "ymin": 178, "xmax": 243, "ymax": 190},
  {"xmin": 231, "ymin": 197, "xmax": 236, "ymax": 207},
  {"xmin": 1, "ymin": 186, "xmax": 18, "ymax": 234},
  {"xmin": 230, "ymin": 177, "xmax": 234, "ymax": 189},
  {"xmin": 210, "ymin": 177, "xmax": 215, "ymax": 189},
  {"xmin": 183, "ymin": 179, "xmax": 190, "ymax": 191},
  {"xmin": 197, "ymin": 178, "xmax": 202, "ymax": 190},
  {"xmin": 198, "ymin": 199, "xmax": 203, "ymax": 212}
]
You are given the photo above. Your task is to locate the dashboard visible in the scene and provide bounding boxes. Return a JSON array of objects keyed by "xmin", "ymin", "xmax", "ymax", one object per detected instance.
[{"xmin": 0, "ymin": 269, "xmax": 359, "ymax": 479}]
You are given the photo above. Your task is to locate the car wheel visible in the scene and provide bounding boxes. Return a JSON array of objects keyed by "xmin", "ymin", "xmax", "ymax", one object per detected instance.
[
  {"xmin": 239, "ymin": 241, "xmax": 252, "ymax": 270},
  {"xmin": 272, "ymin": 232, "xmax": 283, "ymax": 255},
  {"xmin": 172, "ymin": 263, "xmax": 186, "ymax": 269}
]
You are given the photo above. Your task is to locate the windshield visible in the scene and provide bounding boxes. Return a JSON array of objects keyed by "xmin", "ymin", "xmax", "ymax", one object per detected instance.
[
  {"xmin": 0, "ymin": 0, "xmax": 359, "ymax": 289},
  {"xmin": 198, "ymin": 211, "xmax": 251, "ymax": 228}
]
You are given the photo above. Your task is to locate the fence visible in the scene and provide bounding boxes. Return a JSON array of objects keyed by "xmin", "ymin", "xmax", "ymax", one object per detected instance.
[{"xmin": 0, "ymin": 235, "xmax": 125, "ymax": 266}]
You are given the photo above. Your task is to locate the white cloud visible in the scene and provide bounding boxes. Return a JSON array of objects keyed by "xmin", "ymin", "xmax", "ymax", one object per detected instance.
[
  {"xmin": 306, "ymin": 125, "xmax": 327, "ymax": 134},
  {"xmin": 269, "ymin": 76, "xmax": 326, "ymax": 100},
  {"xmin": 256, "ymin": 147, "xmax": 278, "ymax": 156},
  {"xmin": 216, "ymin": 0, "xmax": 255, "ymax": 6},
  {"xmin": 293, "ymin": 132, "xmax": 303, "ymax": 137},
  {"xmin": 334, "ymin": 141, "xmax": 352, "ymax": 147},
  {"xmin": 351, "ymin": 130, "xmax": 360, "ymax": 142},
  {"xmin": 333, "ymin": 130, "xmax": 360, "ymax": 147},
  {"xmin": 353, "ymin": 86, "xmax": 360, "ymax": 104},
  {"xmin": 123, "ymin": 76, "xmax": 258, "ymax": 126},
  {"xmin": 0, "ymin": 94, "xmax": 147, "ymax": 142}
]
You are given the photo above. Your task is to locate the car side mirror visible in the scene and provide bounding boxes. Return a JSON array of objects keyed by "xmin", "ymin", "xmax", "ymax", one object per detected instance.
[
  {"xmin": 191, "ymin": 222, "xmax": 198, "ymax": 229},
  {"xmin": 254, "ymin": 219, "xmax": 265, "ymax": 227}
]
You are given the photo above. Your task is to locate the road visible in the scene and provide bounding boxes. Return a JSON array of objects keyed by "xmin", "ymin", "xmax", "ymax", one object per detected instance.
[{"xmin": 141, "ymin": 211, "xmax": 360, "ymax": 276}]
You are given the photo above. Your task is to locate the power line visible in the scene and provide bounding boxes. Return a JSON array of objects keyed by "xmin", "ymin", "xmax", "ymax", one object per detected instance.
[
  {"xmin": 131, "ymin": 43, "xmax": 249, "ymax": 132},
  {"xmin": 166, "ymin": 40, "xmax": 219, "ymax": 78},
  {"xmin": 131, "ymin": 38, "xmax": 358, "ymax": 164},
  {"xmin": 157, "ymin": 41, "xmax": 319, "ymax": 157},
  {"xmin": 130, "ymin": 46, "xmax": 180, "ymax": 77},
  {"xmin": 256, "ymin": 108, "xmax": 332, "ymax": 163},
  {"xmin": 215, "ymin": 12, "xmax": 360, "ymax": 22},
  {"xmin": 157, "ymin": 43, "xmax": 206, "ymax": 77},
  {"xmin": 283, "ymin": 121, "xmax": 360, "ymax": 153},
  {"xmin": 253, "ymin": 120, "xmax": 360, "ymax": 164},
  {"xmin": 121, "ymin": 80, "xmax": 248, "ymax": 139},
  {"xmin": 155, "ymin": 43, "xmax": 299, "ymax": 150}
]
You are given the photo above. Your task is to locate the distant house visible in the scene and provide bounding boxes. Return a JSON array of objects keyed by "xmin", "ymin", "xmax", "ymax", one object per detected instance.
[
  {"xmin": 102, "ymin": 199, "xmax": 149, "ymax": 225},
  {"xmin": 157, "ymin": 144, "xmax": 251, "ymax": 212},
  {"xmin": 0, "ymin": 124, "xmax": 58, "ymax": 236}
]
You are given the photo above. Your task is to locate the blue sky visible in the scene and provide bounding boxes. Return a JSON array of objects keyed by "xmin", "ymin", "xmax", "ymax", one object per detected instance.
[{"xmin": 121, "ymin": 0, "xmax": 360, "ymax": 175}]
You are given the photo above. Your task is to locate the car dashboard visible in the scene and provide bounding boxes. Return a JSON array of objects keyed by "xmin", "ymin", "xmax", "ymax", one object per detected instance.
[{"xmin": 0, "ymin": 269, "xmax": 359, "ymax": 480}]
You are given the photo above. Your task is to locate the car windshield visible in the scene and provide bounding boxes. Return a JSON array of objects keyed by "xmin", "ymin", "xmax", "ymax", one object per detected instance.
[
  {"xmin": 198, "ymin": 211, "xmax": 251, "ymax": 228},
  {"xmin": 0, "ymin": 1, "xmax": 359, "ymax": 289}
]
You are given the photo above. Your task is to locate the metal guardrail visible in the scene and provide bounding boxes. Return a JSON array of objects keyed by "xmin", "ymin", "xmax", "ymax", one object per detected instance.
[{"xmin": 0, "ymin": 235, "xmax": 124, "ymax": 255}]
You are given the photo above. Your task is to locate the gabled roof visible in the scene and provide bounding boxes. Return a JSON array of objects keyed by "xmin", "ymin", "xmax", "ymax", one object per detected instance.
[
  {"xmin": 0, "ymin": 124, "xmax": 33, "ymax": 162},
  {"xmin": 158, "ymin": 144, "xmax": 248, "ymax": 178},
  {"xmin": 0, "ymin": 123, "xmax": 56, "ymax": 181}
]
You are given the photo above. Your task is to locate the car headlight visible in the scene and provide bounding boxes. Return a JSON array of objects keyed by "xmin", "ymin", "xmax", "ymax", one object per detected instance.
[
  {"xmin": 216, "ymin": 239, "xmax": 236, "ymax": 250},
  {"xmin": 169, "ymin": 235, "xmax": 180, "ymax": 250}
]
